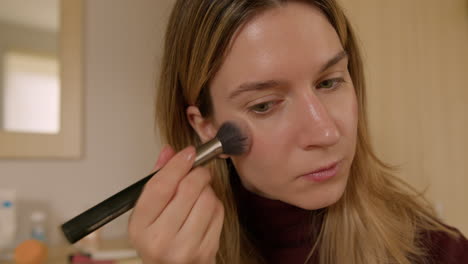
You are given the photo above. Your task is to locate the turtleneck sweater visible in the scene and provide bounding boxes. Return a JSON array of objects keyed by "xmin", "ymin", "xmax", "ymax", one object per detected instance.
[
  {"xmin": 235, "ymin": 180, "xmax": 321, "ymax": 264},
  {"xmin": 234, "ymin": 181, "xmax": 468, "ymax": 264}
]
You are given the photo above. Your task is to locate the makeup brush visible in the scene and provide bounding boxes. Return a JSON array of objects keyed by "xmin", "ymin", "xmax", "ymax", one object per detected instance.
[{"xmin": 61, "ymin": 121, "xmax": 250, "ymax": 244}]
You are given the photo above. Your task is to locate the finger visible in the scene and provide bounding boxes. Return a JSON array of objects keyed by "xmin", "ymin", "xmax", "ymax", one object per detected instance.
[
  {"xmin": 129, "ymin": 145, "xmax": 175, "ymax": 236},
  {"xmin": 153, "ymin": 145, "xmax": 176, "ymax": 171},
  {"xmin": 149, "ymin": 166, "xmax": 212, "ymax": 239},
  {"xmin": 199, "ymin": 198, "xmax": 224, "ymax": 256},
  {"xmin": 131, "ymin": 146, "xmax": 196, "ymax": 229},
  {"xmin": 176, "ymin": 186, "xmax": 218, "ymax": 246}
]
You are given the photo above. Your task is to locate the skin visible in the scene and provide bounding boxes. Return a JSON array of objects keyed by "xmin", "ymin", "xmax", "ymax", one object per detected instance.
[
  {"xmin": 129, "ymin": 2, "xmax": 358, "ymax": 263},
  {"xmin": 189, "ymin": 2, "xmax": 358, "ymax": 210},
  {"xmin": 129, "ymin": 146, "xmax": 223, "ymax": 264}
]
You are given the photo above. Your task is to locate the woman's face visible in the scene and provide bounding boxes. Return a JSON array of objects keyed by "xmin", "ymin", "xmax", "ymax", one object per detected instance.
[{"xmin": 197, "ymin": 2, "xmax": 358, "ymax": 209}]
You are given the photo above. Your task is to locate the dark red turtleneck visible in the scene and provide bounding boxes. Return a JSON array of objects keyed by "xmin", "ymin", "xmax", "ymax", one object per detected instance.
[
  {"xmin": 234, "ymin": 181, "xmax": 468, "ymax": 264},
  {"xmin": 235, "ymin": 180, "xmax": 321, "ymax": 264}
]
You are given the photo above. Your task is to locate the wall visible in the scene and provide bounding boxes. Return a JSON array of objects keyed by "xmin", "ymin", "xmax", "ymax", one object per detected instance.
[
  {"xmin": 340, "ymin": 0, "xmax": 468, "ymax": 235},
  {"xmin": 0, "ymin": 0, "xmax": 174, "ymax": 245}
]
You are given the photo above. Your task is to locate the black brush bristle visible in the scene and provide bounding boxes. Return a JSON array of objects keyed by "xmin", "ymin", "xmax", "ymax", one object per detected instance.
[{"xmin": 216, "ymin": 121, "xmax": 251, "ymax": 156}]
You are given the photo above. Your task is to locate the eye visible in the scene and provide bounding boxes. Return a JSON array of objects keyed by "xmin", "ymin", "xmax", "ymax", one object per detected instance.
[
  {"xmin": 250, "ymin": 101, "xmax": 275, "ymax": 114},
  {"xmin": 317, "ymin": 78, "xmax": 345, "ymax": 89}
]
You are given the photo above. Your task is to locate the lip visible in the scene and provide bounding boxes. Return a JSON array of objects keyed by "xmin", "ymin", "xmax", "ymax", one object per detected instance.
[{"xmin": 300, "ymin": 160, "xmax": 341, "ymax": 183}]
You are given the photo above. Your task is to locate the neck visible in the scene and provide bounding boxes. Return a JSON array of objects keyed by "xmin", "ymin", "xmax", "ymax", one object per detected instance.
[{"xmin": 231, "ymin": 171, "xmax": 324, "ymax": 247}]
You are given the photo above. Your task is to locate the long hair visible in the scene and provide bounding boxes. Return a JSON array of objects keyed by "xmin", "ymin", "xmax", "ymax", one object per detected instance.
[{"xmin": 155, "ymin": 0, "xmax": 458, "ymax": 263}]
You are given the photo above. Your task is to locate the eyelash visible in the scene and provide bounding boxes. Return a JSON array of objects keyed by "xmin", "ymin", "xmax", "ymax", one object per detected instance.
[
  {"xmin": 247, "ymin": 78, "xmax": 345, "ymax": 115},
  {"xmin": 317, "ymin": 77, "xmax": 346, "ymax": 90},
  {"xmin": 248, "ymin": 100, "xmax": 282, "ymax": 115}
]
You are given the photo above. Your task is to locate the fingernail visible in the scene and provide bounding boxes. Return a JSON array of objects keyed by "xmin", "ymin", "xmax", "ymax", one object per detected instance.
[
  {"xmin": 183, "ymin": 146, "xmax": 195, "ymax": 161},
  {"xmin": 155, "ymin": 145, "xmax": 169, "ymax": 167}
]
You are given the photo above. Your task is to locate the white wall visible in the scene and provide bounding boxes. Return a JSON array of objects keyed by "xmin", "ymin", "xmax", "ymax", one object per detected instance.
[{"xmin": 0, "ymin": 0, "xmax": 174, "ymax": 245}]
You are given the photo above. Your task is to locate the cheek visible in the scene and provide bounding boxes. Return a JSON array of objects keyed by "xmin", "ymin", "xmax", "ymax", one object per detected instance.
[
  {"xmin": 329, "ymin": 86, "xmax": 358, "ymax": 140},
  {"xmin": 348, "ymin": 90, "xmax": 359, "ymax": 137},
  {"xmin": 234, "ymin": 120, "xmax": 292, "ymax": 178},
  {"xmin": 225, "ymin": 115, "xmax": 296, "ymax": 194},
  {"xmin": 336, "ymin": 87, "xmax": 359, "ymax": 169},
  {"xmin": 246, "ymin": 124, "xmax": 290, "ymax": 164}
]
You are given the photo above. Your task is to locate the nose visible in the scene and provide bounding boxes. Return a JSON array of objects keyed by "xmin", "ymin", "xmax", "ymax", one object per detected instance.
[{"xmin": 295, "ymin": 92, "xmax": 340, "ymax": 150}]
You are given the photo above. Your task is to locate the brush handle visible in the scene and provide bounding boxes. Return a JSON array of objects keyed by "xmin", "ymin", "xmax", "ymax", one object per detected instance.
[
  {"xmin": 61, "ymin": 170, "xmax": 158, "ymax": 244},
  {"xmin": 61, "ymin": 139, "xmax": 223, "ymax": 244}
]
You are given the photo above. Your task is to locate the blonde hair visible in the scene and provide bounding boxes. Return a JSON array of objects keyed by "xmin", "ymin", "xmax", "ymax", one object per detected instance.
[{"xmin": 155, "ymin": 0, "xmax": 458, "ymax": 263}]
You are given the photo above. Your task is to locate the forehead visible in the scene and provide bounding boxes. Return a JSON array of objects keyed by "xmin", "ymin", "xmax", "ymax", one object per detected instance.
[{"xmin": 210, "ymin": 1, "xmax": 343, "ymax": 96}]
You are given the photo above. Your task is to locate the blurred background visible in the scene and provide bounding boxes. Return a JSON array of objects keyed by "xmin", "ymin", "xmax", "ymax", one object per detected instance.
[{"xmin": 0, "ymin": 0, "xmax": 466, "ymax": 250}]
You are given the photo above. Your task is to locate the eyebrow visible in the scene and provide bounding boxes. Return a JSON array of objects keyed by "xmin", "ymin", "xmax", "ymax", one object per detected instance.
[
  {"xmin": 228, "ymin": 80, "xmax": 285, "ymax": 100},
  {"xmin": 320, "ymin": 50, "xmax": 348, "ymax": 73},
  {"xmin": 228, "ymin": 50, "xmax": 348, "ymax": 100}
]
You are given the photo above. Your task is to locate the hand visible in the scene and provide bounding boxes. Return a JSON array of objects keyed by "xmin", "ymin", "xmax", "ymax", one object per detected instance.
[{"xmin": 128, "ymin": 145, "xmax": 224, "ymax": 264}]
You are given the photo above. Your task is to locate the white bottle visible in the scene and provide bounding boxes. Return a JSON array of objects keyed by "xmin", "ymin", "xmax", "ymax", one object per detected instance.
[
  {"xmin": 30, "ymin": 211, "xmax": 47, "ymax": 242},
  {"xmin": 0, "ymin": 189, "xmax": 16, "ymax": 250}
]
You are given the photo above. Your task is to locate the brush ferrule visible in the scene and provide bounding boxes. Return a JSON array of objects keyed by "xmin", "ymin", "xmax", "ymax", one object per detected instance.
[{"xmin": 194, "ymin": 138, "xmax": 223, "ymax": 167}]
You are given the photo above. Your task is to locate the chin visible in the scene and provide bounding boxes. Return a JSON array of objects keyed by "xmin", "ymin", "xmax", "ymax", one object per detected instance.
[
  {"xmin": 290, "ymin": 180, "xmax": 348, "ymax": 210},
  {"xmin": 302, "ymin": 194, "xmax": 343, "ymax": 210}
]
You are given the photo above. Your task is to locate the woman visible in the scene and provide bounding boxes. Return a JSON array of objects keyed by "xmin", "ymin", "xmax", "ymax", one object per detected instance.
[{"xmin": 128, "ymin": 0, "xmax": 468, "ymax": 263}]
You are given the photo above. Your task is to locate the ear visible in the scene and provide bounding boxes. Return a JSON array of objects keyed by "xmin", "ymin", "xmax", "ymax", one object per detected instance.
[{"xmin": 186, "ymin": 106, "xmax": 217, "ymax": 143}]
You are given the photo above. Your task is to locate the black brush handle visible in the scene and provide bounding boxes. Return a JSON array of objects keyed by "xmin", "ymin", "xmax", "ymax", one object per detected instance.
[
  {"xmin": 61, "ymin": 139, "xmax": 222, "ymax": 244},
  {"xmin": 61, "ymin": 170, "xmax": 158, "ymax": 244}
]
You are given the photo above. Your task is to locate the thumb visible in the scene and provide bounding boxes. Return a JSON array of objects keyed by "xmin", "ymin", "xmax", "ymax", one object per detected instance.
[{"xmin": 153, "ymin": 145, "xmax": 176, "ymax": 171}]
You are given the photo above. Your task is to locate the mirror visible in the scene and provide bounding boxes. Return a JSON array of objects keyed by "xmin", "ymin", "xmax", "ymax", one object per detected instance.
[{"xmin": 0, "ymin": 0, "xmax": 83, "ymax": 158}]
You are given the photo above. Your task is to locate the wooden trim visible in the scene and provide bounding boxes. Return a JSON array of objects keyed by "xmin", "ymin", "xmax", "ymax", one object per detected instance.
[{"xmin": 0, "ymin": 0, "xmax": 83, "ymax": 159}]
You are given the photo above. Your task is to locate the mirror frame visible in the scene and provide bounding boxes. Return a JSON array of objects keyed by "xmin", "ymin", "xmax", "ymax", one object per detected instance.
[{"xmin": 0, "ymin": 0, "xmax": 83, "ymax": 159}]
